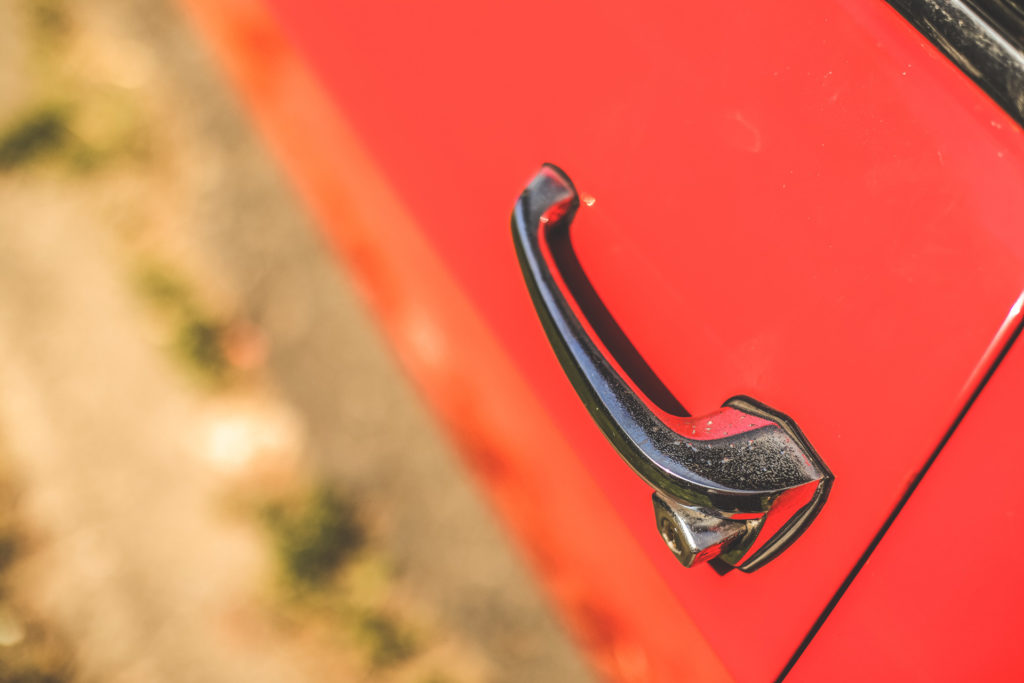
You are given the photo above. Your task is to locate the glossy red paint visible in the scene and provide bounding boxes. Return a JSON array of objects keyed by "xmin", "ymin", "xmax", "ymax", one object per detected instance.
[
  {"xmin": 253, "ymin": 0, "xmax": 1024, "ymax": 679},
  {"xmin": 789, "ymin": 320, "xmax": 1024, "ymax": 682},
  {"xmin": 177, "ymin": 2, "xmax": 730, "ymax": 680},
  {"xmin": 181, "ymin": 0, "xmax": 1024, "ymax": 680}
]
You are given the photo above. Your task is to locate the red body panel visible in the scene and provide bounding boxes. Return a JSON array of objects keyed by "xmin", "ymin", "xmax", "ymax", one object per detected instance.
[
  {"xmin": 789, "ymin": 327, "xmax": 1024, "ymax": 682},
  {"xmin": 182, "ymin": 0, "xmax": 1024, "ymax": 680}
]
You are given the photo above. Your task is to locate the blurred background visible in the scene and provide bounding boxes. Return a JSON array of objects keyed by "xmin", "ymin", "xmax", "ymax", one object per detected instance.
[{"xmin": 0, "ymin": 1, "xmax": 593, "ymax": 680}]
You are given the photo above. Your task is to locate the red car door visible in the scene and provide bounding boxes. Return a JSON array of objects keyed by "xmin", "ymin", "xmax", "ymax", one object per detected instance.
[{"xmin": 182, "ymin": 0, "xmax": 1024, "ymax": 679}]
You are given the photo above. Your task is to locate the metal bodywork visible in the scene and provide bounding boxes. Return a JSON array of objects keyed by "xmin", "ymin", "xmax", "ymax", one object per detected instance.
[
  {"xmin": 790, "ymin": 323, "xmax": 1024, "ymax": 682},
  {"xmin": 181, "ymin": 0, "xmax": 1024, "ymax": 680}
]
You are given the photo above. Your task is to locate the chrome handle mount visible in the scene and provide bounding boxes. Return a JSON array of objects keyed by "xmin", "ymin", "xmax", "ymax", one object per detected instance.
[{"xmin": 511, "ymin": 164, "xmax": 832, "ymax": 572}]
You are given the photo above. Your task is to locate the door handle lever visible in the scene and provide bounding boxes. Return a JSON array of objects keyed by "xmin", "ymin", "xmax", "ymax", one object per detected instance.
[{"xmin": 511, "ymin": 163, "xmax": 832, "ymax": 572}]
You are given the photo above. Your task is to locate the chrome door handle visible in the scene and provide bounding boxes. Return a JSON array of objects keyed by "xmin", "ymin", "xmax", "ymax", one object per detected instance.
[{"xmin": 511, "ymin": 164, "xmax": 832, "ymax": 572}]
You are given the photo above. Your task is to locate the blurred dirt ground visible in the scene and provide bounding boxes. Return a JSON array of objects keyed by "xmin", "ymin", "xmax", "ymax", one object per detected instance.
[{"xmin": 0, "ymin": 1, "xmax": 593, "ymax": 681}]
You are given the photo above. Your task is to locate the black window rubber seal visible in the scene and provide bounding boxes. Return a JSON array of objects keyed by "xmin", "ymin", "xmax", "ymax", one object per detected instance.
[{"xmin": 885, "ymin": 0, "xmax": 1024, "ymax": 128}]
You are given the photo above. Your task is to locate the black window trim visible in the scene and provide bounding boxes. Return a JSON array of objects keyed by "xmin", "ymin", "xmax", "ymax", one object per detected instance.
[{"xmin": 888, "ymin": 0, "xmax": 1024, "ymax": 128}]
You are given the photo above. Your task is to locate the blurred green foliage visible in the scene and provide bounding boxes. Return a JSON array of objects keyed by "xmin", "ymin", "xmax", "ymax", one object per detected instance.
[
  {"xmin": 135, "ymin": 262, "xmax": 232, "ymax": 386},
  {"xmin": 0, "ymin": 105, "xmax": 71, "ymax": 170},
  {"xmin": 259, "ymin": 486, "xmax": 366, "ymax": 589},
  {"xmin": 256, "ymin": 485, "xmax": 424, "ymax": 671},
  {"xmin": 354, "ymin": 610, "xmax": 419, "ymax": 670},
  {"xmin": 4, "ymin": 0, "xmax": 149, "ymax": 175}
]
